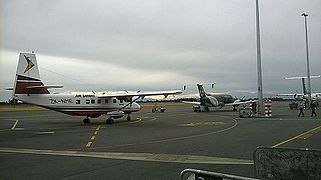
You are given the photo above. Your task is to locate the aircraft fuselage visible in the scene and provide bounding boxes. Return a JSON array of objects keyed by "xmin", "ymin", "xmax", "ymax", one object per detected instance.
[
  {"xmin": 14, "ymin": 92, "xmax": 141, "ymax": 118},
  {"xmin": 201, "ymin": 93, "xmax": 235, "ymax": 107}
]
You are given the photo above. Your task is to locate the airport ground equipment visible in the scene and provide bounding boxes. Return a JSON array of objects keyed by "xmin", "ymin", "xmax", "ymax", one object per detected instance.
[
  {"xmin": 289, "ymin": 101, "xmax": 299, "ymax": 110},
  {"xmin": 239, "ymin": 107, "xmax": 253, "ymax": 118},
  {"xmin": 193, "ymin": 105, "xmax": 219, "ymax": 112},
  {"xmin": 254, "ymin": 147, "xmax": 321, "ymax": 180},
  {"xmin": 193, "ymin": 105, "xmax": 205, "ymax": 112},
  {"xmin": 180, "ymin": 169, "xmax": 258, "ymax": 180},
  {"xmin": 151, "ymin": 104, "xmax": 166, "ymax": 113}
]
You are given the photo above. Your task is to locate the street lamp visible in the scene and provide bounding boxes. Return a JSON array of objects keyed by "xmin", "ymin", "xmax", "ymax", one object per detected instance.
[
  {"xmin": 255, "ymin": 0, "xmax": 264, "ymax": 115},
  {"xmin": 301, "ymin": 13, "xmax": 312, "ymax": 104}
]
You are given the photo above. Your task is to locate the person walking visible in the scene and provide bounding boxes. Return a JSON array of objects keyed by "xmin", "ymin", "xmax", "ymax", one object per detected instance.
[
  {"xmin": 310, "ymin": 99, "xmax": 318, "ymax": 117},
  {"xmin": 298, "ymin": 101, "xmax": 305, "ymax": 117}
]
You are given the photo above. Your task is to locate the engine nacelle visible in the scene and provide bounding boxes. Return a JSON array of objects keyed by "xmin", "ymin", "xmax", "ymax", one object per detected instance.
[
  {"xmin": 208, "ymin": 96, "xmax": 219, "ymax": 107},
  {"xmin": 107, "ymin": 110, "xmax": 125, "ymax": 119}
]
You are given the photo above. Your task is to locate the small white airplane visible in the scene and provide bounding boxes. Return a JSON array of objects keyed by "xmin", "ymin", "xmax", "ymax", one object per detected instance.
[
  {"xmin": 8, "ymin": 52, "xmax": 182, "ymax": 124},
  {"xmin": 184, "ymin": 84, "xmax": 254, "ymax": 112},
  {"xmin": 278, "ymin": 75, "xmax": 321, "ymax": 103}
]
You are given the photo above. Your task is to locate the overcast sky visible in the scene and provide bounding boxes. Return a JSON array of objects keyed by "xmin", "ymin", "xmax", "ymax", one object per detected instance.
[{"xmin": 0, "ymin": 0, "xmax": 320, "ymax": 101}]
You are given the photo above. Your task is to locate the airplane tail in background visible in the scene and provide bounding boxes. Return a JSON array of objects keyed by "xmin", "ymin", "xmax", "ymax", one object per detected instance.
[
  {"xmin": 13, "ymin": 53, "xmax": 50, "ymax": 95},
  {"xmin": 285, "ymin": 75, "xmax": 321, "ymax": 95}
]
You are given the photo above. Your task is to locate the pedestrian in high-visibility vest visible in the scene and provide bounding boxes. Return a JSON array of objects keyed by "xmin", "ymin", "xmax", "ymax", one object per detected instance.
[
  {"xmin": 310, "ymin": 99, "xmax": 318, "ymax": 117},
  {"xmin": 298, "ymin": 101, "xmax": 305, "ymax": 117}
]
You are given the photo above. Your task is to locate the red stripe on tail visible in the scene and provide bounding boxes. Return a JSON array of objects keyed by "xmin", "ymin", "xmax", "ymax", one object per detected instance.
[{"xmin": 14, "ymin": 75, "xmax": 49, "ymax": 94}]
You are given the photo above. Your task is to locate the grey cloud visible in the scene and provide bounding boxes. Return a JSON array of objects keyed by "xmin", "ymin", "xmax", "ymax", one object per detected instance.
[{"xmin": 1, "ymin": 0, "xmax": 320, "ymax": 101}]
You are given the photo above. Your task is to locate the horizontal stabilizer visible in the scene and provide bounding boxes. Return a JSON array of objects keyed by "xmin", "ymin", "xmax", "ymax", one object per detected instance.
[
  {"xmin": 26, "ymin": 85, "xmax": 63, "ymax": 89},
  {"xmin": 285, "ymin": 75, "xmax": 321, "ymax": 80}
]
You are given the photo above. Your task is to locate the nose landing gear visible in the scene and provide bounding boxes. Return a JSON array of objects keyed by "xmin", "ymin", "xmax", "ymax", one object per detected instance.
[
  {"xmin": 106, "ymin": 117, "xmax": 114, "ymax": 124},
  {"xmin": 83, "ymin": 117, "xmax": 90, "ymax": 124}
]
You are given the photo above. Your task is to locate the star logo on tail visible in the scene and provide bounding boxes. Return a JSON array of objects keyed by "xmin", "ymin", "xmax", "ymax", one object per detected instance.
[{"xmin": 23, "ymin": 55, "xmax": 35, "ymax": 73}]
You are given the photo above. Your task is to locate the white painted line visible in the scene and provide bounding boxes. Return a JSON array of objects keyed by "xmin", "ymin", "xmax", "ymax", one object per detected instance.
[
  {"xmin": 94, "ymin": 131, "xmax": 98, "ymax": 135},
  {"xmin": 178, "ymin": 121, "xmax": 226, "ymax": 127},
  {"xmin": 86, "ymin": 142, "xmax": 92, "ymax": 148},
  {"xmin": 96, "ymin": 125, "xmax": 101, "ymax": 131},
  {"xmin": 91, "ymin": 136, "xmax": 96, "ymax": 140},
  {"xmin": 0, "ymin": 147, "xmax": 253, "ymax": 165},
  {"xmin": 35, "ymin": 131, "xmax": 55, "ymax": 135},
  {"xmin": 11, "ymin": 120, "xmax": 19, "ymax": 130}
]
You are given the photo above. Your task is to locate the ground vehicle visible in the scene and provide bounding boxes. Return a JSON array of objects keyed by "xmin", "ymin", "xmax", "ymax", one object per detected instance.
[
  {"xmin": 152, "ymin": 104, "xmax": 166, "ymax": 113},
  {"xmin": 193, "ymin": 105, "xmax": 206, "ymax": 112}
]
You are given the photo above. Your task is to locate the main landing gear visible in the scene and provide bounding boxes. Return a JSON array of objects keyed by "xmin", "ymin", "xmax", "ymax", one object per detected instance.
[
  {"xmin": 83, "ymin": 117, "xmax": 90, "ymax": 124},
  {"xmin": 127, "ymin": 114, "xmax": 131, "ymax": 121},
  {"xmin": 233, "ymin": 105, "xmax": 237, "ymax": 111},
  {"xmin": 205, "ymin": 107, "xmax": 210, "ymax": 112},
  {"xmin": 106, "ymin": 117, "xmax": 114, "ymax": 124}
]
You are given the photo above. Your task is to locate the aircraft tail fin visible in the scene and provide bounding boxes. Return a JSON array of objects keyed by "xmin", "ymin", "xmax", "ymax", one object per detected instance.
[
  {"xmin": 197, "ymin": 84, "xmax": 207, "ymax": 98},
  {"xmin": 13, "ymin": 53, "xmax": 50, "ymax": 95}
]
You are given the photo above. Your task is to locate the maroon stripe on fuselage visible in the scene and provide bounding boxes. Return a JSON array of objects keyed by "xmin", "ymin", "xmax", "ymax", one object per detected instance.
[
  {"xmin": 45, "ymin": 107, "xmax": 139, "ymax": 117},
  {"xmin": 63, "ymin": 111, "xmax": 105, "ymax": 118}
]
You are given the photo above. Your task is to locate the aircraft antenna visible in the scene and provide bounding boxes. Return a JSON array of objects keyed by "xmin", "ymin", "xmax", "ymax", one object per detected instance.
[{"xmin": 40, "ymin": 66, "xmax": 100, "ymax": 92}]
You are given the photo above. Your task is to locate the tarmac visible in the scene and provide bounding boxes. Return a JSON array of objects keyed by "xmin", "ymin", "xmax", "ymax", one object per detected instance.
[{"xmin": 0, "ymin": 101, "xmax": 320, "ymax": 179}]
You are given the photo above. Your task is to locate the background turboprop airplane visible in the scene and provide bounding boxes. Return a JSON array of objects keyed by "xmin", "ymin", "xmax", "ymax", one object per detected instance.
[
  {"xmin": 9, "ymin": 52, "xmax": 182, "ymax": 124},
  {"xmin": 278, "ymin": 75, "xmax": 321, "ymax": 103},
  {"xmin": 184, "ymin": 84, "xmax": 254, "ymax": 111}
]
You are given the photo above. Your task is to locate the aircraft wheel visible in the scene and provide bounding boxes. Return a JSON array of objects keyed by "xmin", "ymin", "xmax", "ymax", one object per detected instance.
[
  {"xmin": 106, "ymin": 118, "xmax": 114, "ymax": 124},
  {"xmin": 83, "ymin": 118, "xmax": 90, "ymax": 124},
  {"xmin": 127, "ymin": 115, "xmax": 131, "ymax": 121}
]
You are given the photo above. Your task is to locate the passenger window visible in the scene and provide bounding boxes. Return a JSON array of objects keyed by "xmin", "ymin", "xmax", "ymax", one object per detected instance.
[
  {"xmin": 105, "ymin": 99, "xmax": 108, "ymax": 103},
  {"xmin": 97, "ymin": 99, "xmax": 101, "ymax": 104},
  {"xmin": 91, "ymin": 99, "xmax": 95, "ymax": 104},
  {"xmin": 120, "ymin": 100, "xmax": 123, "ymax": 103},
  {"xmin": 76, "ymin": 100, "xmax": 80, "ymax": 104},
  {"xmin": 113, "ymin": 99, "xmax": 116, "ymax": 103},
  {"xmin": 86, "ymin": 99, "xmax": 90, "ymax": 104}
]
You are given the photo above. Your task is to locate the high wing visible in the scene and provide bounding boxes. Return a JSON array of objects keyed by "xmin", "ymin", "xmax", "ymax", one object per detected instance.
[
  {"xmin": 98, "ymin": 90, "xmax": 182, "ymax": 99},
  {"xmin": 278, "ymin": 93, "xmax": 321, "ymax": 96},
  {"xmin": 277, "ymin": 93, "xmax": 301, "ymax": 96}
]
